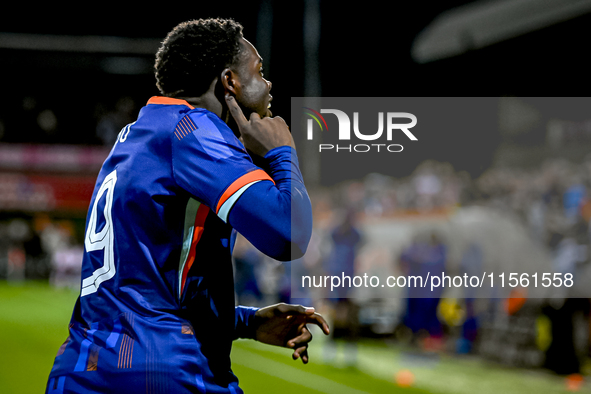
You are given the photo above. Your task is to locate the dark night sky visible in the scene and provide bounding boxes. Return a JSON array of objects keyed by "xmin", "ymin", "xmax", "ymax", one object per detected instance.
[{"xmin": 4, "ymin": 1, "xmax": 589, "ymax": 97}]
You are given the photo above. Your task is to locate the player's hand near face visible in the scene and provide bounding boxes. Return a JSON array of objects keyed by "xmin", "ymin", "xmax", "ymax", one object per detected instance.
[
  {"xmin": 253, "ymin": 303, "xmax": 330, "ymax": 364},
  {"xmin": 225, "ymin": 94, "xmax": 296, "ymax": 157}
]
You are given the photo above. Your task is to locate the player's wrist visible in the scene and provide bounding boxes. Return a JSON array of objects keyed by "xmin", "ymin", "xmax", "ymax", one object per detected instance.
[
  {"xmin": 263, "ymin": 145, "xmax": 295, "ymax": 160},
  {"xmin": 236, "ymin": 306, "xmax": 260, "ymax": 340}
]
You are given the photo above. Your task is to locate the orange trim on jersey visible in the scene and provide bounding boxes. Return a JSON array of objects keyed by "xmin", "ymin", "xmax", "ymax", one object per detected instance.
[
  {"xmin": 216, "ymin": 169, "xmax": 275, "ymax": 214},
  {"xmin": 180, "ymin": 203, "xmax": 210, "ymax": 296},
  {"xmin": 147, "ymin": 96, "xmax": 195, "ymax": 109}
]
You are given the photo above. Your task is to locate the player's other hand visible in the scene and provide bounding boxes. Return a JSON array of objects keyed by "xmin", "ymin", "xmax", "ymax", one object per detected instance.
[
  {"xmin": 225, "ymin": 94, "xmax": 295, "ymax": 157},
  {"xmin": 253, "ymin": 303, "xmax": 330, "ymax": 364}
]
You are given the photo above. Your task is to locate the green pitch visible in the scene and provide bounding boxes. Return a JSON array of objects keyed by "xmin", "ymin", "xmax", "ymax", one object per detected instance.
[{"xmin": 0, "ymin": 282, "xmax": 585, "ymax": 393}]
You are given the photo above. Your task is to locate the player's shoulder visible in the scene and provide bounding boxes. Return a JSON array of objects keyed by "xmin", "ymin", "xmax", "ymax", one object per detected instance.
[
  {"xmin": 143, "ymin": 96, "xmax": 194, "ymax": 122},
  {"xmin": 134, "ymin": 96, "xmax": 192, "ymax": 138},
  {"xmin": 144, "ymin": 96, "xmax": 234, "ymax": 139},
  {"xmin": 184, "ymin": 109, "xmax": 235, "ymax": 141},
  {"xmin": 144, "ymin": 96, "xmax": 247, "ymax": 165}
]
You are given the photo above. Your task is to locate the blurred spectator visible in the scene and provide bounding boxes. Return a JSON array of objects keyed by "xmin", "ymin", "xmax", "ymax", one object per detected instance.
[
  {"xmin": 326, "ymin": 209, "xmax": 362, "ymax": 297},
  {"xmin": 7, "ymin": 245, "xmax": 26, "ymax": 283},
  {"xmin": 324, "ymin": 209, "xmax": 363, "ymax": 367},
  {"xmin": 527, "ymin": 195, "xmax": 546, "ymax": 245},
  {"xmin": 563, "ymin": 176, "xmax": 585, "ymax": 224},
  {"xmin": 398, "ymin": 231, "xmax": 447, "ymax": 345},
  {"xmin": 23, "ymin": 218, "xmax": 49, "ymax": 280},
  {"xmin": 232, "ymin": 234, "xmax": 263, "ymax": 306},
  {"xmin": 542, "ymin": 298, "xmax": 590, "ymax": 375},
  {"xmin": 413, "ymin": 163, "xmax": 442, "ymax": 211},
  {"xmin": 48, "ymin": 222, "xmax": 83, "ymax": 289},
  {"xmin": 456, "ymin": 242, "xmax": 484, "ymax": 354},
  {"xmin": 5, "ymin": 219, "xmax": 30, "ymax": 283},
  {"xmin": 542, "ymin": 226, "xmax": 589, "ymax": 375},
  {"xmin": 290, "ymin": 228, "xmax": 327, "ymax": 304}
]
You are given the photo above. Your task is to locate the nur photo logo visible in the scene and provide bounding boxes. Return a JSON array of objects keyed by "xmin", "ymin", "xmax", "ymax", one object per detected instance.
[{"xmin": 303, "ymin": 107, "xmax": 418, "ymax": 153}]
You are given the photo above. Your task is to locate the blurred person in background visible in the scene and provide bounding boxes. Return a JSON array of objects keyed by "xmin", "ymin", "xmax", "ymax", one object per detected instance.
[
  {"xmin": 398, "ymin": 231, "xmax": 446, "ymax": 348},
  {"xmin": 543, "ymin": 225, "xmax": 589, "ymax": 375},
  {"xmin": 5, "ymin": 218, "xmax": 30, "ymax": 282},
  {"xmin": 323, "ymin": 209, "xmax": 362, "ymax": 367},
  {"xmin": 455, "ymin": 242, "xmax": 484, "ymax": 354},
  {"xmin": 49, "ymin": 222, "xmax": 83, "ymax": 290},
  {"xmin": 232, "ymin": 234, "xmax": 263, "ymax": 306}
]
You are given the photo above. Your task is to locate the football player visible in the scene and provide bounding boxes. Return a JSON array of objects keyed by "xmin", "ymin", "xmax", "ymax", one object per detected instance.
[{"xmin": 46, "ymin": 18, "xmax": 329, "ymax": 393}]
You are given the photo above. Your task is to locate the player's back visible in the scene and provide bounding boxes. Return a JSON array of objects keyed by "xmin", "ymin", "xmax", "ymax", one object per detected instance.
[
  {"xmin": 47, "ymin": 98, "xmax": 244, "ymax": 393},
  {"xmin": 79, "ymin": 103, "xmax": 181, "ymax": 317}
]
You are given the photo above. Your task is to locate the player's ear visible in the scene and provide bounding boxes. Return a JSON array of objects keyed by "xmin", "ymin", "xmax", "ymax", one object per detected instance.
[{"xmin": 221, "ymin": 68, "xmax": 239, "ymax": 96}]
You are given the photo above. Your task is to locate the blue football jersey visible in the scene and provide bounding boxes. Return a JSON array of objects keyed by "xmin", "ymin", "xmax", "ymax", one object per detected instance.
[{"xmin": 46, "ymin": 96, "xmax": 282, "ymax": 393}]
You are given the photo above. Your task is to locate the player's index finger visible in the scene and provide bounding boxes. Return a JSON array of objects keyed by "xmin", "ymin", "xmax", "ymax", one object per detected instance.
[
  {"xmin": 225, "ymin": 95, "xmax": 248, "ymax": 126},
  {"xmin": 306, "ymin": 313, "xmax": 330, "ymax": 335}
]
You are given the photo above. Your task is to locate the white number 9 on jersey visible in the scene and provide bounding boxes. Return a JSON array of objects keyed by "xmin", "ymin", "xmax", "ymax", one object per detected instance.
[{"xmin": 81, "ymin": 169, "xmax": 117, "ymax": 297}]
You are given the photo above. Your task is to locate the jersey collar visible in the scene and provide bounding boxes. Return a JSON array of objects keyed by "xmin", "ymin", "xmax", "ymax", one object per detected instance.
[{"xmin": 147, "ymin": 96, "xmax": 195, "ymax": 109}]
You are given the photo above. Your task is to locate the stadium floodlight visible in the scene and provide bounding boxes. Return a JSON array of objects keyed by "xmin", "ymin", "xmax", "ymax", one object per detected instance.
[
  {"xmin": 411, "ymin": 0, "xmax": 591, "ymax": 63},
  {"xmin": 0, "ymin": 32, "xmax": 160, "ymax": 55}
]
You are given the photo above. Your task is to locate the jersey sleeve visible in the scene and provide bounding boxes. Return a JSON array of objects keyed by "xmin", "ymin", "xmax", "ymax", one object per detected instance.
[
  {"xmin": 234, "ymin": 306, "xmax": 259, "ymax": 340},
  {"xmin": 227, "ymin": 146, "xmax": 313, "ymax": 261},
  {"xmin": 170, "ymin": 110, "xmax": 274, "ymax": 218}
]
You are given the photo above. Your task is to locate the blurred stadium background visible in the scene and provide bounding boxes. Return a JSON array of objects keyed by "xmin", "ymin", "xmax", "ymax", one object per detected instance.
[{"xmin": 2, "ymin": 1, "xmax": 591, "ymax": 393}]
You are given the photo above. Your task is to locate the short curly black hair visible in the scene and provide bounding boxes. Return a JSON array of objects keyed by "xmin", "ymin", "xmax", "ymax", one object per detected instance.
[{"xmin": 154, "ymin": 18, "xmax": 244, "ymax": 97}]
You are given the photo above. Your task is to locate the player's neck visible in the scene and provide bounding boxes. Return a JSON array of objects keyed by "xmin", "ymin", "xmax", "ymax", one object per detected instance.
[
  {"xmin": 179, "ymin": 79, "xmax": 225, "ymax": 120},
  {"xmin": 182, "ymin": 93, "xmax": 222, "ymax": 118}
]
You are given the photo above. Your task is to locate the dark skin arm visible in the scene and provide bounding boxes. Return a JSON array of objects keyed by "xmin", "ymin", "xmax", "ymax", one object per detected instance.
[{"xmin": 253, "ymin": 303, "xmax": 330, "ymax": 364}]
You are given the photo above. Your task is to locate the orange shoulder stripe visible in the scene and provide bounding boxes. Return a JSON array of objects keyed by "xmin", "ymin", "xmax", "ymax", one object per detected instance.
[
  {"xmin": 147, "ymin": 96, "xmax": 195, "ymax": 109},
  {"xmin": 216, "ymin": 169, "xmax": 275, "ymax": 214}
]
